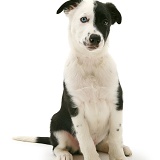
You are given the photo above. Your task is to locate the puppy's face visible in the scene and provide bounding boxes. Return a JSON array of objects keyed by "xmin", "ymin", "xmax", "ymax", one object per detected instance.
[{"xmin": 57, "ymin": 0, "xmax": 121, "ymax": 54}]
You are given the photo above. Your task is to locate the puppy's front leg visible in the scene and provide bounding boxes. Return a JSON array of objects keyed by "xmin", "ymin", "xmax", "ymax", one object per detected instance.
[
  {"xmin": 71, "ymin": 105, "xmax": 100, "ymax": 160},
  {"xmin": 108, "ymin": 83, "xmax": 127, "ymax": 160},
  {"xmin": 108, "ymin": 108, "xmax": 126, "ymax": 160}
]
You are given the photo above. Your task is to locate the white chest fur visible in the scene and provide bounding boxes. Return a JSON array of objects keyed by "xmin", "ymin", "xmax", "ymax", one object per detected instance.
[
  {"xmin": 64, "ymin": 53, "xmax": 119, "ymax": 144},
  {"xmin": 84, "ymin": 99, "xmax": 110, "ymax": 144}
]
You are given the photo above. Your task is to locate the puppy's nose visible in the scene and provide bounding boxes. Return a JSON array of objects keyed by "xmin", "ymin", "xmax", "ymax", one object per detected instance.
[{"xmin": 89, "ymin": 34, "xmax": 101, "ymax": 45}]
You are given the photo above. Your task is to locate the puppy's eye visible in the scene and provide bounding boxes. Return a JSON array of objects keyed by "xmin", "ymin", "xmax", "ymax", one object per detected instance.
[
  {"xmin": 80, "ymin": 17, "xmax": 89, "ymax": 23},
  {"xmin": 103, "ymin": 19, "xmax": 109, "ymax": 26}
]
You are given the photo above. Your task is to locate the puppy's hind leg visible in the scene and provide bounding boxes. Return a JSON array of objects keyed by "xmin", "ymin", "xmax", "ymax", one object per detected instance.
[
  {"xmin": 53, "ymin": 133, "xmax": 73, "ymax": 160},
  {"xmin": 97, "ymin": 141, "xmax": 132, "ymax": 157},
  {"xmin": 52, "ymin": 131, "xmax": 80, "ymax": 160}
]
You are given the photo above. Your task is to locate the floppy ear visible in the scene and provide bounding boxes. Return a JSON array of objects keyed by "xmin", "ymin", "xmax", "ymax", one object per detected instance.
[
  {"xmin": 106, "ymin": 3, "xmax": 122, "ymax": 25},
  {"xmin": 57, "ymin": 0, "xmax": 82, "ymax": 14}
]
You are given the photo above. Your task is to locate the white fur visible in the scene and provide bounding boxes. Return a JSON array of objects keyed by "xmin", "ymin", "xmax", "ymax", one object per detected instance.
[
  {"xmin": 59, "ymin": 1, "xmax": 129, "ymax": 160},
  {"xmin": 64, "ymin": 50, "xmax": 123, "ymax": 160},
  {"xmin": 64, "ymin": 52, "xmax": 119, "ymax": 143},
  {"xmin": 13, "ymin": 136, "xmax": 37, "ymax": 143}
]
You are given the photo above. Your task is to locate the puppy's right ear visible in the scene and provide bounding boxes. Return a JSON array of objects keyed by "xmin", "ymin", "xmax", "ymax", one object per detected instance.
[{"xmin": 57, "ymin": 0, "xmax": 82, "ymax": 14}]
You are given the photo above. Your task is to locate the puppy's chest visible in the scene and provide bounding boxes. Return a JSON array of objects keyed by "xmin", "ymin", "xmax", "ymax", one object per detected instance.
[
  {"xmin": 75, "ymin": 75, "xmax": 110, "ymax": 144},
  {"xmin": 84, "ymin": 99, "xmax": 110, "ymax": 145},
  {"xmin": 65, "ymin": 59, "xmax": 117, "ymax": 103}
]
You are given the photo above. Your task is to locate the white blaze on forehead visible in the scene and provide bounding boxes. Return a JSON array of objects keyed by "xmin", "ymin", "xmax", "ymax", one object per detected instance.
[
  {"xmin": 81, "ymin": 0, "xmax": 95, "ymax": 14},
  {"xmin": 81, "ymin": 0, "xmax": 95, "ymax": 8}
]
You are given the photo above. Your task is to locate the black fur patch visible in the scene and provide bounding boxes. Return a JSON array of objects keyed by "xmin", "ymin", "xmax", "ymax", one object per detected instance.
[
  {"xmin": 116, "ymin": 82, "xmax": 123, "ymax": 111},
  {"xmin": 94, "ymin": 1, "xmax": 111, "ymax": 41},
  {"xmin": 36, "ymin": 137, "xmax": 51, "ymax": 145},
  {"xmin": 57, "ymin": 0, "xmax": 82, "ymax": 14},
  {"xmin": 94, "ymin": 1, "xmax": 121, "ymax": 41},
  {"xmin": 63, "ymin": 82, "xmax": 79, "ymax": 117},
  {"xmin": 50, "ymin": 82, "xmax": 78, "ymax": 149}
]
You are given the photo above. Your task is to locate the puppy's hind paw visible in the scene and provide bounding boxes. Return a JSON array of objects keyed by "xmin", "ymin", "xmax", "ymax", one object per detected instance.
[
  {"xmin": 109, "ymin": 154, "xmax": 127, "ymax": 160},
  {"xmin": 123, "ymin": 145, "xmax": 132, "ymax": 157},
  {"xmin": 55, "ymin": 151, "xmax": 73, "ymax": 160}
]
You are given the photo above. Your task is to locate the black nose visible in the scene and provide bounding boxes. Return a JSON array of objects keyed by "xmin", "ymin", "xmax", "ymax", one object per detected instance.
[{"xmin": 89, "ymin": 34, "xmax": 101, "ymax": 45}]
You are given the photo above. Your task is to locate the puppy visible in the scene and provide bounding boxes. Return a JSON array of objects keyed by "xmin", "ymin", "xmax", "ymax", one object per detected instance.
[{"xmin": 14, "ymin": 0, "xmax": 132, "ymax": 160}]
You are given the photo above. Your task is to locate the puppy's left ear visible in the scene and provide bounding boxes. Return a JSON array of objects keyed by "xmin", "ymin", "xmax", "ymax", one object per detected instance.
[
  {"xmin": 106, "ymin": 3, "xmax": 122, "ymax": 25},
  {"xmin": 57, "ymin": 0, "xmax": 82, "ymax": 14}
]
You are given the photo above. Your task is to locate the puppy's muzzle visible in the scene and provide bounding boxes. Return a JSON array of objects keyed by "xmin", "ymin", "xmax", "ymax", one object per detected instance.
[{"xmin": 88, "ymin": 34, "xmax": 101, "ymax": 50}]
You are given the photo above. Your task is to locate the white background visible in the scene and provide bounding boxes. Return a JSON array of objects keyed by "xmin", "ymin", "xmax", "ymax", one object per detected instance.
[{"xmin": 0, "ymin": 0, "xmax": 160, "ymax": 160}]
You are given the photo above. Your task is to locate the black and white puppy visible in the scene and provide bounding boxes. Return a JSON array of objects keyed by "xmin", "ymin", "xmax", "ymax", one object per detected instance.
[{"xmin": 14, "ymin": 0, "xmax": 132, "ymax": 160}]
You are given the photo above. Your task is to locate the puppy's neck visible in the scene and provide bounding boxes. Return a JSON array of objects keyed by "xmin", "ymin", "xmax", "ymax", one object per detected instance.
[
  {"xmin": 68, "ymin": 49, "xmax": 109, "ymax": 76},
  {"xmin": 76, "ymin": 55, "xmax": 104, "ymax": 67}
]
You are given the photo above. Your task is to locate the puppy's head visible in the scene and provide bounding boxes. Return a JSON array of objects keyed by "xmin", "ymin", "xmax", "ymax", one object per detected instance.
[{"xmin": 57, "ymin": 0, "xmax": 121, "ymax": 54}]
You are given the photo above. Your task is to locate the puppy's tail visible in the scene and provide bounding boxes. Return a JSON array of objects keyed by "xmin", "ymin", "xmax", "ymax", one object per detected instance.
[{"xmin": 13, "ymin": 136, "xmax": 51, "ymax": 145}]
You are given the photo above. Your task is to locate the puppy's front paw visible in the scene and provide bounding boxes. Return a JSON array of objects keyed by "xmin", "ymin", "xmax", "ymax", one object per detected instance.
[{"xmin": 109, "ymin": 154, "xmax": 127, "ymax": 160}]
